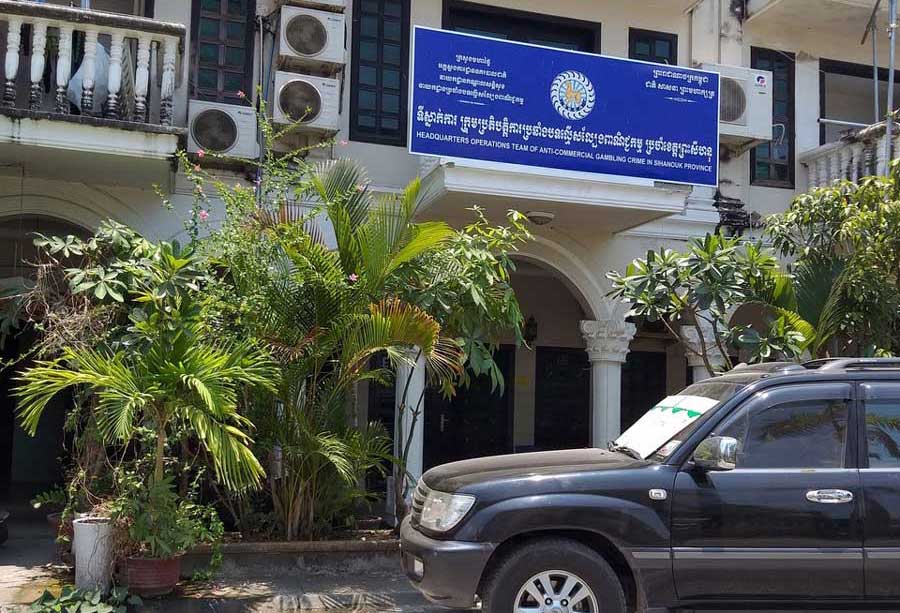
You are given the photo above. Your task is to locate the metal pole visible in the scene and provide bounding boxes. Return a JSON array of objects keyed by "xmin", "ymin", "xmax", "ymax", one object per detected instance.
[
  {"xmin": 886, "ymin": 0, "xmax": 897, "ymax": 168},
  {"xmin": 875, "ymin": 22, "xmax": 881, "ymax": 122}
]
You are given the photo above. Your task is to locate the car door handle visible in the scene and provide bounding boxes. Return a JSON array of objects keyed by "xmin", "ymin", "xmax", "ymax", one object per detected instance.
[{"xmin": 806, "ymin": 489, "xmax": 854, "ymax": 504}]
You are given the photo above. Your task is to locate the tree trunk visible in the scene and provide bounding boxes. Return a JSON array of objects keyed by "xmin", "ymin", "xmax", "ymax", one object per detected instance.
[{"xmin": 154, "ymin": 428, "xmax": 167, "ymax": 484}]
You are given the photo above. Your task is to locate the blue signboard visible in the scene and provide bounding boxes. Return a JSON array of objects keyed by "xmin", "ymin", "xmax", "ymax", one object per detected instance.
[{"xmin": 409, "ymin": 27, "xmax": 720, "ymax": 187}]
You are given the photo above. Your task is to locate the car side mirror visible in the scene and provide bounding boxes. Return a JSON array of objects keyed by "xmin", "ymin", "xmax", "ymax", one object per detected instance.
[{"xmin": 693, "ymin": 436, "xmax": 738, "ymax": 471}]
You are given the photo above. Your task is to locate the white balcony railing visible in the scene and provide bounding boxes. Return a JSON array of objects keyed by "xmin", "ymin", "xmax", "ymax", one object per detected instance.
[
  {"xmin": 800, "ymin": 119, "xmax": 900, "ymax": 190},
  {"xmin": 0, "ymin": 0, "xmax": 184, "ymax": 127}
]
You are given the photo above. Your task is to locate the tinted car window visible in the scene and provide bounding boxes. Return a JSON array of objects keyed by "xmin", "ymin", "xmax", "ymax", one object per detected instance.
[
  {"xmin": 718, "ymin": 398, "xmax": 849, "ymax": 469},
  {"xmin": 865, "ymin": 399, "xmax": 900, "ymax": 468}
]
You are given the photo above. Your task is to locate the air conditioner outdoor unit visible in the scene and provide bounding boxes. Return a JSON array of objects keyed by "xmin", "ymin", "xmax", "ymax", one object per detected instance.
[
  {"xmin": 279, "ymin": 0, "xmax": 345, "ymax": 11},
  {"xmin": 701, "ymin": 63, "xmax": 773, "ymax": 150},
  {"xmin": 279, "ymin": 5, "xmax": 345, "ymax": 69},
  {"xmin": 187, "ymin": 100, "xmax": 258, "ymax": 158},
  {"xmin": 272, "ymin": 71, "xmax": 340, "ymax": 132}
]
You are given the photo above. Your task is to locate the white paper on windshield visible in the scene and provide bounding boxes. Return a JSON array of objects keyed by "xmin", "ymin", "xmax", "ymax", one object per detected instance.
[{"xmin": 614, "ymin": 395, "xmax": 720, "ymax": 459}]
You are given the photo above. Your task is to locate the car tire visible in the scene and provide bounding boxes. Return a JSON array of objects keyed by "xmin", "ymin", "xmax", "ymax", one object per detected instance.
[{"xmin": 480, "ymin": 537, "xmax": 625, "ymax": 613}]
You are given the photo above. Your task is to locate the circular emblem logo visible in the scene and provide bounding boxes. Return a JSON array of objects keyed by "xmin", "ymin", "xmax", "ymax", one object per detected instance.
[{"xmin": 550, "ymin": 70, "xmax": 595, "ymax": 121}]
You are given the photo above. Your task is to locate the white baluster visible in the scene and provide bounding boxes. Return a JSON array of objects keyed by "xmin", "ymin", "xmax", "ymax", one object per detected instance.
[
  {"xmin": 839, "ymin": 145, "xmax": 852, "ymax": 183},
  {"xmin": 133, "ymin": 35, "xmax": 151, "ymax": 123},
  {"xmin": 159, "ymin": 36, "xmax": 177, "ymax": 126},
  {"xmin": 55, "ymin": 25, "xmax": 73, "ymax": 114},
  {"xmin": 877, "ymin": 132, "xmax": 889, "ymax": 176},
  {"xmin": 829, "ymin": 150, "xmax": 841, "ymax": 185},
  {"xmin": 80, "ymin": 29, "xmax": 99, "ymax": 116},
  {"xmin": 4, "ymin": 17, "xmax": 23, "ymax": 107},
  {"xmin": 815, "ymin": 157, "xmax": 827, "ymax": 187},
  {"xmin": 29, "ymin": 20, "xmax": 48, "ymax": 110},
  {"xmin": 105, "ymin": 31, "xmax": 124, "ymax": 119},
  {"xmin": 851, "ymin": 143, "xmax": 864, "ymax": 182}
]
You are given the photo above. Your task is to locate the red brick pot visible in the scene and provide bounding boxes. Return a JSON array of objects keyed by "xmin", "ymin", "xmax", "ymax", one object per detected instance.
[{"xmin": 125, "ymin": 555, "xmax": 182, "ymax": 597}]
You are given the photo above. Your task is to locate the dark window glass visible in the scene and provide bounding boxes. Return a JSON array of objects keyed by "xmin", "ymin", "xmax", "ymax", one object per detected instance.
[
  {"xmin": 718, "ymin": 398, "xmax": 849, "ymax": 469},
  {"xmin": 446, "ymin": 2, "xmax": 599, "ymax": 52},
  {"xmin": 192, "ymin": 0, "xmax": 254, "ymax": 102},
  {"xmin": 751, "ymin": 47, "xmax": 795, "ymax": 188},
  {"xmin": 199, "ymin": 18, "xmax": 219, "ymax": 37},
  {"xmin": 350, "ymin": 0, "xmax": 410, "ymax": 145},
  {"xmin": 865, "ymin": 399, "xmax": 900, "ymax": 467},
  {"xmin": 629, "ymin": 28, "xmax": 677, "ymax": 65}
]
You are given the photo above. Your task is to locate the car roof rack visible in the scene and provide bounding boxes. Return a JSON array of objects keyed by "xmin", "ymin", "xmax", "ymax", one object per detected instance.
[
  {"xmin": 729, "ymin": 362, "xmax": 806, "ymax": 374},
  {"xmin": 804, "ymin": 357, "xmax": 900, "ymax": 371}
]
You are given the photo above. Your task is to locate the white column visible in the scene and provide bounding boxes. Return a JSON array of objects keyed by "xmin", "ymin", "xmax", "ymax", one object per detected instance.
[
  {"xmin": 29, "ymin": 20, "xmax": 48, "ymax": 110},
  {"xmin": 580, "ymin": 300, "xmax": 636, "ymax": 448},
  {"xmin": 395, "ymin": 347, "xmax": 426, "ymax": 500},
  {"xmin": 683, "ymin": 321, "xmax": 725, "ymax": 382},
  {"xmin": 3, "ymin": 17, "xmax": 23, "ymax": 107}
]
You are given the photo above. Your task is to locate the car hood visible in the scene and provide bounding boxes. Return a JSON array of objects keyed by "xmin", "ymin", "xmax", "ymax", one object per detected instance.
[{"xmin": 422, "ymin": 448, "xmax": 644, "ymax": 493}]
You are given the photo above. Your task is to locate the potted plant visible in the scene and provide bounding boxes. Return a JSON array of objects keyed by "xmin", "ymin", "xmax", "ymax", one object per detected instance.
[{"xmin": 110, "ymin": 476, "xmax": 222, "ymax": 597}]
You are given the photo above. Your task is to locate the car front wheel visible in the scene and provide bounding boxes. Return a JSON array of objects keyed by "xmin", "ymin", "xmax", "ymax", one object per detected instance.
[{"xmin": 480, "ymin": 538, "xmax": 625, "ymax": 613}]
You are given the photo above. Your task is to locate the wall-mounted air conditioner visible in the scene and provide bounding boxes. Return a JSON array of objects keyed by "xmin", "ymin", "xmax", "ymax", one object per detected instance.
[
  {"xmin": 279, "ymin": 0, "xmax": 345, "ymax": 12},
  {"xmin": 701, "ymin": 63, "xmax": 773, "ymax": 150},
  {"xmin": 187, "ymin": 100, "xmax": 258, "ymax": 159},
  {"xmin": 279, "ymin": 5, "xmax": 345, "ymax": 70},
  {"xmin": 272, "ymin": 71, "xmax": 340, "ymax": 132}
]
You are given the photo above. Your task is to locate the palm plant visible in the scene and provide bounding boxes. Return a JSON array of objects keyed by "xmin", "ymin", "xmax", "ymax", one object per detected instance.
[
  {"xmin": 205, "ymin": 158, "xmax": 465, "ymax": 538},
  {"xmin": 15, "ymin": 241, "xmax": 278, "ymax": 492},
  {"xmin": 748, "ymin": 257, "xmax": 849, "ymax": 359}
]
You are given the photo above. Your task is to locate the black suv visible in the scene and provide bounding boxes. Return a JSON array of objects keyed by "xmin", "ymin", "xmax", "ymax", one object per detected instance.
[{"xmin": 400, "ymin": 358, "xmax": 900, "ymax": 612}]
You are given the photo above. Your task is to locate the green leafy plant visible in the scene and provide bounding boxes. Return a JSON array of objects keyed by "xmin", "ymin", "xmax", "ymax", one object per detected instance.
[
  {"xmin": 31, "ymin": 487, "xmax": 67, "ymax": 510},
  {"xmin": 608, "ymin": 232, "xmax": 795, "ymax": 370},
  {"xmin": 110, "ymin": 476, "xmax": 223, "ymax": 560},
  {"xmin": 15, "ymin": 239, "xmax": 278, "ymax": 491},
  {"xmin": 29, "ymin": 586, "xmax": 141, "ymax": 613},
  {"xmin": 766, "ymin": 164, "xmax": 900, "ymax": 355}
]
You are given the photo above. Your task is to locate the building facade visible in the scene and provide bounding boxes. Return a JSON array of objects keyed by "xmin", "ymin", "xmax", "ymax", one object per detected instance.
[{"xmin": 0, "ymin": 0, "xmax": 896, "ymax": 498}]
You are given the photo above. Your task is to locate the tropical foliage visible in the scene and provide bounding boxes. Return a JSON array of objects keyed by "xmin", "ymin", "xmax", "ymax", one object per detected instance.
[
  {"xmin": 766, "ymin": 163, "xmax": 900, "ymax": 355},
  {"xmin": 607, "ymin": 232, "xmax": 803, "ymax": 370}
]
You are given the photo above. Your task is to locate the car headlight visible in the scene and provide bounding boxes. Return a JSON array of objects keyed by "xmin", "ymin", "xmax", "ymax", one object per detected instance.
[{"xmin": 419, "ymin": 489, "xmax": 476, "ymax": 532}]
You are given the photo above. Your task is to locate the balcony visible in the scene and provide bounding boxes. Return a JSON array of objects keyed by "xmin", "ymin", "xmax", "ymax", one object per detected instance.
[
  {"xmin": 744, "ymin": 0, "xmax": 885, "ymax": 47},
  {"xmin": 799, "ymin": 119, "xmax": 899, "ymax": 189},
  {"xmin": 0, "ymin": 1, "xmax": 185, "ymax": 182},
  {"xmin": 416, "ymin": 156, "xmax": 693, "ymax": 232}
]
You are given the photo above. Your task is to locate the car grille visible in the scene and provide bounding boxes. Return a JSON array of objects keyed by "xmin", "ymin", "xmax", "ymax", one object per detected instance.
[{"xmin": 410, "ymin": 480, "xmax": 429, "ymax": 527}]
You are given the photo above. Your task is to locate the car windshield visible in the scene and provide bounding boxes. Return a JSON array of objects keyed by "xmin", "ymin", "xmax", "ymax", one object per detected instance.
[{"xmin": 614, "ymin": 379, "xmax": 747, "ymax": 462}]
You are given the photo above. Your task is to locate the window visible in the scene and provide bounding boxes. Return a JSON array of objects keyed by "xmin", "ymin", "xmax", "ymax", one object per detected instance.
[
  {"xmin": 350, "ymin": 0, "xmax": 410, "ymax": 146},
  {"xmin": 717, "ymin": 397, "xmax": 849, "ymax": 469},
  {"xmin": 865, "ymin": 399, "xmax": 900, "ymax": 467},
  {"xmin": 629, "ymin": 29, "xmax": 676, "ymax": 65},
  {"xmin": 444, "ymin": 1, "xmax": 600, "ymax": 53},
  {"xmin": 191, "ymin": 0, "xmax": 255, "ymax": 104},
  {"xmin": 751, "ymin": 47, "xmax": 795, "ymax": 188}
]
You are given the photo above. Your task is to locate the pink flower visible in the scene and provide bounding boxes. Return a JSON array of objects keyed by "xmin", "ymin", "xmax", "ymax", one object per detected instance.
[
  {"xmin": 348, "ymin": 273, "xmax": 358, "ymax": 283},
  {"xmin": 237, "ymin": 90, "xmax": 246, "ymax": 99},
  {"xmin": 193, "ymin": 164, "xmax": 201, "ymax": 172},
  {"xmin": 197, "ymin": 149, "xmax": 205, "ymax": 158},
  {"xmin": 339, "ymin": 139, "xmax": 348, "ymax": 146},
  {"xmin": 198, "ymin": 209, "xmax": 209, "ymax": 221}
]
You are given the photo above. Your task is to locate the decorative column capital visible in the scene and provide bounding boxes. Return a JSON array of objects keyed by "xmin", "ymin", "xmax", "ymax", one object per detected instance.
[
  {"xmin": 682, "ymin": 321, "xmax": 725, "ymax": 369},
  {"xmin": 580, "ymin": 299, "xmax": 636, "ymax": 364}
]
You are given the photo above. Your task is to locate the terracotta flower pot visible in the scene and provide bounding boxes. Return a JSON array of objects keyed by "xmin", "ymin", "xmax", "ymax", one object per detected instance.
[{"xmin": 126, "ymin": 555, "xmax": 182, "ymax": 597}]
